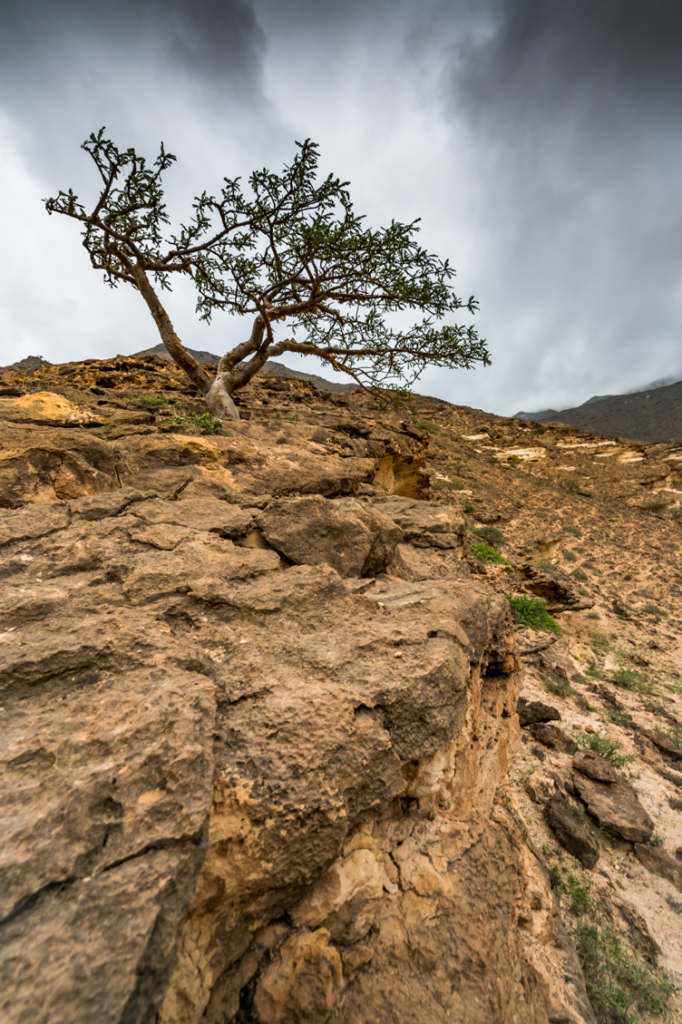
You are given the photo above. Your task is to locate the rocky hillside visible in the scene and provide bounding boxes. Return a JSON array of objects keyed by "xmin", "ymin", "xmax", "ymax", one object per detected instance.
[
  {"xmin": 517, "ymin": 379, "xmax": 682, "ymax": 442},
  {"xmin": 1, "ymin": 354, "xmax": 682, "ymax": 1024}
]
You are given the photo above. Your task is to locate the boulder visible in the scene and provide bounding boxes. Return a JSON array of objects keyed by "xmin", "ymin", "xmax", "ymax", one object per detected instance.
[
  {"xmin": 524, "ymin": 772, "xmax": 557, "ymax": 805},
  {"xmin": 572, "ymin": 774, "xmax": 654, "ymax": 843},
  {"xmin": 258, "ymin": 495, "xmax": 403, "ymax": 577},
  {"xmin": 573, "ymin": 749, "xmax": 620, "ymax": 784},
  {"xmin": 634, "ymin": 844, "xmax": 682, "ymax": 892},
  {"xmin": 0, "ymin": 390, "xmax": 104, "ymax": 427},
  {"xmin": 636, "ymin": 727, "xmax": 682, "ymax": 764},
  {"xmin": 544, "ymin": 793, "xmax": 600, "ymax": 868},
  {"xmin": 528, "ymin": 722, "xmax": 576, "ymax": 754},
  {"xmin": 517, "ymin": 698, "xmax": 561, "ymax": 727}
]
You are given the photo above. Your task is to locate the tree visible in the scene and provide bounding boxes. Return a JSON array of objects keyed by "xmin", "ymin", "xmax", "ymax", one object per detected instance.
[{"xmin": 45, "ymin": 129, "xmax": 490, "ymax": 420}]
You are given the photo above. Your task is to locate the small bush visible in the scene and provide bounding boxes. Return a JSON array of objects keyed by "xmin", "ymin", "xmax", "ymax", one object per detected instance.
[
  {"xmin": 573, "ymin": 918, "xmax": 673, "ymax": 1024},
  {"xmin": 470, "ymin": 525, "xmax": 504, "ymax": 546},
  {"xmin": 610, "ymin": 668, "xmax": 654, "ymax": 695},
  {"xmin": 167, "ymin": 411, "xmax": 223, "ymax": 434},
  {"xmin": 643, "ymin": 500, "xmax": 668, "ymax": 512},
  {"xmin": 415, "ymin": 419, "xmax": 440, "ymax": 433},
  {"xmin": 471, "ymin": 542, "xmax": 511, "ymax": 565},
  {"xmin": 575, "ymin": 731, "xmax": 636, "ymax": 770},
  {"xmin": 462, "ymin": 501, "xmax": 474, "ymax": 513},
  {"xmin": 563, "ymin": 549, "xmax": 578, "ymax": 562},
  {"xmin": 641, "ymin": 602, "xmax": 667, "ymax": 617},
  {"xmin": 507, "ymin": 595, "xmax": 561, "ymax": 633},
  {"xmin": 544, "ymin": 673, "xmax": 572, "ymax": 698},
  {"xmin": 563, "ymin": 478, "xmax": 581, "ymax": 493},
  {"xmin": 572, "ymin": 567, "xmax": 588, "ymax": 582},
  {"xmin": 563, "ymin": 524, "xmax": 583, "ymax": 538},
  {"xmin": 432, "ymin": 480, "xmax": 465, "ymax": 491},
  {"xmin": 129, "ymin": 395, "xmax": 169, "ymax": 406},
  {"xmin": 652, "ymin": 834, "xmax": 665, "ymax": 848}
]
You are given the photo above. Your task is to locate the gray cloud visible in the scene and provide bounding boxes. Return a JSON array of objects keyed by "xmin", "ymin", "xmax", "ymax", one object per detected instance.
[{"xmin": 1, "ymin": 0, "xmax": 681, "ymax": 415}]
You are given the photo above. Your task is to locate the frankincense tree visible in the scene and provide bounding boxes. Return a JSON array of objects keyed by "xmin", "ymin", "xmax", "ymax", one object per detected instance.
[{"xmin": 46, "ymin": 129, "xmax": 490, "ymax": 419}]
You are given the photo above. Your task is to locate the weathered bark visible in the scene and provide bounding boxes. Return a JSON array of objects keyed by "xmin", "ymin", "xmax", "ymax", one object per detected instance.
[{"xmin": 132, "ymin": 268, "xmax": 212, "ymax": 397}]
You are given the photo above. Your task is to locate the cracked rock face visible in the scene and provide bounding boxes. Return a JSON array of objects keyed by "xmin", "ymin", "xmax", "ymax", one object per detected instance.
[{"xmin": 0, "ymin": 382, "xmax": 593, "ymax": 1024}]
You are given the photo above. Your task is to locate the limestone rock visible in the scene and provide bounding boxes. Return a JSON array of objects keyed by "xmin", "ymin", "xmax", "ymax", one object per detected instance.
[
  {"xmin": 634, "ymin": 844, "xmax": 682, "ymax": 892},
  {"xmin": 528, "ymin": 722, "xmax": 577, "ymax": 754},
  {"xmin": 258, "ymin": 495, "xmax": 403, "ymax": 576},
  {"xmin": 517, "ymin": 698, "xmax": 561, "ymax": 727},
  {"xmin": 572, "ymin": 774, "xmax": 654, "ymax": 843},
  {"xmin": 525, "ymin": 772, "xmax": 557, "ymax": 804},
  {"xmin": 544, "ymin": 793, "xmax": 600, "ymax": 868},
  {"xmin": 573, "ymin": 749, "xmax": 620, "ymax": 784},
  {"xmin": 0, "ymin": 390, "xmax": 104, "ymax": 427}
]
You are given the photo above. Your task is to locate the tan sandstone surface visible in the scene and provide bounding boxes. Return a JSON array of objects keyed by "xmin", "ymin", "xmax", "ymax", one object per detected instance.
[{"xmin": 2, "ymin": 354, "xmax": 681, "ymax": 1023}]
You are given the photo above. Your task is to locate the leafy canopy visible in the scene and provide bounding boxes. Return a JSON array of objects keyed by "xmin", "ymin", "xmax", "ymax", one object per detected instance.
[{"xmin": 45, "ymin": 129, "xmax": 490, "ymax": 392}]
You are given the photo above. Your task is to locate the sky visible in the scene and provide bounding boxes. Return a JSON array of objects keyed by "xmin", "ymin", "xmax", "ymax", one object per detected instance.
[{"xmin": 1, "ymin": 0, "xmax": 681, "ymax": 415}]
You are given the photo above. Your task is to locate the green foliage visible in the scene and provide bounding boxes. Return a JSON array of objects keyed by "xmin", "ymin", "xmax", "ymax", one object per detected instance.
[
  {"xmin": 545, "ymin": 854, "xmax": 673, "ymax": 1023},
  {"xmin": 563, "ymin": 524, "xmax": 583, "ymax": 538},
  {"xmin": 431, "ymin": 480, "xmax": 465, "ymax": 491},
  {"xmin": 652, "ymin": 834, "xmax": 665, "ymax": 848},
  {"xmin": 572, "ymin": 567, "xmax": 588, "ymax": 581},
  {"xmin": 415, "ymin": 419, "xmax": 440, "ymax": 433},
  {"xmin": 462, "ymin": 501, "xmax": 474, "ymax": 513},
  {"xmin": 167, "ymin": 411, "xmax": 223, "ymax": 434},
  {"xmin": 575, "ymin": 731, "xmax": 636, "ymax": 770},
  {"xmin": 128, "ymin": 395, "xmax": 169, "ymax": 406},
  {"xmin": 610, "ymin": 669, "xmax": 654, "ymax": 695},
  {"xmin": 573, "ymin": 919, "xmax": 673, "ymax": 1023},
  {"xmin": 46, "ymin": 130, "xmax": 490, "ymax": 395},
  {"xmin": 471, "ymin": 543, "xmax": 511, "ymax": 565},
  {"xmin": 544, "ymin": 673, "xmax": 572, "ymax": 698},
  {"xmin": 470, "ymin": 525, "xmax": 504, "ymax": 546},
  {"xmin": 643, "ymin": 500, "xmax": 668, "ymax": 512},
  {"xmin": 641, "ymin": 603, "xmax": 667, "ymax": 617},
  {"xmin": 507, "ymin": 596, "xmax": 561, "ymax": 633},
  {"xmin": 563, "ymin": 548, "xmax": 578, "ymax": 562}
]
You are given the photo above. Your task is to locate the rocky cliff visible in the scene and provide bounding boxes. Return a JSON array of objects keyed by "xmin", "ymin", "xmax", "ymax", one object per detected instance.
[{"xmin": 0, "ymin": 359, "xmax": 599, "ymax": 1024}]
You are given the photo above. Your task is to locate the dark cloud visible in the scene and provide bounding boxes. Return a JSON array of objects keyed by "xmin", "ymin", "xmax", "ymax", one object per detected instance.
[{"xmin": 1, "ymin": 0, "xmax": 681, "ymax": 413}]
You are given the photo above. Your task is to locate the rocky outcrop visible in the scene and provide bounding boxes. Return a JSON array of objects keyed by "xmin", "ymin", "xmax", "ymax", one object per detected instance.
[{"xmin": 0, "ymin": 385, "xmax": 596, "ymax": 1024}]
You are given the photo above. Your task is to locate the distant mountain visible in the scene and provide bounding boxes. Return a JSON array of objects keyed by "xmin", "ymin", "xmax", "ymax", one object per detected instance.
[
  {"xmin": 516, "ymin": 380, "xmax": 682, "ymax": 441},
  {"xmin": 2, "ymin": 355, "xmax": 52, "ymax": 371},
  {"xmin": 132, "ymin": 344, "xmax": 356, "ymax": 394}
]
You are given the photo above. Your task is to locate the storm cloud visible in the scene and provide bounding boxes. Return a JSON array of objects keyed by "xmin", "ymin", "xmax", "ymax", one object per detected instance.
[{"xmin": 1, "ymin": 0, "xmax": 681, "ymax": 415}]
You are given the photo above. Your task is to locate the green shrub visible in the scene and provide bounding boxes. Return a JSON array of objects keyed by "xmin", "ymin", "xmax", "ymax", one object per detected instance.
[
  {"xmin": 573, "ymin": 918, "xmax": 672, "ymax": 1024},
  {"xmin": 507, "ymin": 596, "xmax": 561, "ymax": 633},
  {"xmin": 575, "ymin": 731, "xmax": 636, "ymax": 770},
  {"xmin": 652, "ymin": 834, "xmax": 665, "ymax": 848},
  {"xmin": 641, "ymin": 603, "xmax": 667, "ymax": 617},
  {"xmin": 471, "ymin": 542, "xmax": 511, "ymax": 565},
  {"xmin": 167, "ymin": 411, "xmax": 223, "ymax": 434},
  {"xmin": 610, "ymin": 668, "xmax": 654, "ymax": 695},
  {"xmin": 544, "ymin": 673, "xmax": 572, "ymax": 698},
  {"xmin": 432, "ymin": 480, "xmax": 465, "ymax": 491},
  {"xmin": 470, "ymin": 525, "xmax": 505, "ymax": 546},
  {"xmin": 643, "ymin": 500, "xmax": 668, "ymax": 512},
  {"xmin": 563, "ymin": 524, "xmax": 583, "ymax": 538},
  {"xmin": 563, "ymin": 549, "xmax": 578, "ymax": 562},
  {"xmin": 462, "ymin": 501, "xmax": 474, "ymax": 513},
  {"xmin": 129, "ymin": 395, "xmax": 169, "ymax": 406},
  {"xmin": 572, "ymin": 567, "xmax": 588, "ymax": 581},
  {"xmin": 415, "ymin": 419, "xmax": 440, "ymax": 433}
]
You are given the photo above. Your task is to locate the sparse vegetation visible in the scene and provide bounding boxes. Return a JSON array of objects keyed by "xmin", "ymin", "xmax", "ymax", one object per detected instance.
[
  {"xmin": 656, "ymin": 725, "xmax": 682, "ymax": 752},
  {"xmin": 572, "ymin": 567, "xmax": 589, "ymax": 581},
  {"xmin": 128, "ymin": 395, "xmax": 169, "ymax": 406},
  {"xmin": 563, "ymin": 524, "xmax": 583, "ymax": 538},
  {"xmin": 563, "ymin": 548, "xmax": 578, "ymax": 561},
  {"xmin": 640, "ymin": 603, "xmax": 667, "ymax": 617},
  {"xmin": 507, "ymin": 595, "xmax": 561, "ymax": 633},
  {"xmin": 610, "ymin": 669, "xmax": 654, "ymax": 695},
  {"xmin": 462, "ymin": 501, "xmax": 474, "ymax": 513},
  {"xmin": 432, "ymin": 480, "xmax": 465, "ymax": 491},
  {"xmin": 574, "ymin": 731, "xmax": 636, "ymax": 770},
  {"xmin": 544, "ymin": 673, "xmax": 572, "ymax": 698},
  {"xmin": 470, "ymin": 525, "xmax": 505, "ymax": 547},
  {"xmin": 167, "ymin": 411, "xmax": 224, "ymax": 434},
  {"xmin": 544, "ymin": 853, "xmax": 673, "ymax": 1023},
  {"xmin": 471, "ymin": 543, "xmax": 511, "ymax": 566}
]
